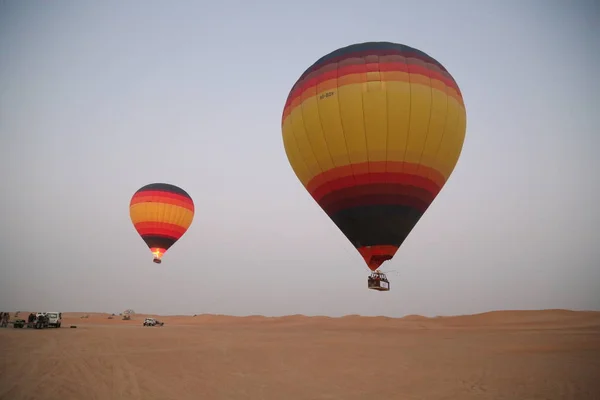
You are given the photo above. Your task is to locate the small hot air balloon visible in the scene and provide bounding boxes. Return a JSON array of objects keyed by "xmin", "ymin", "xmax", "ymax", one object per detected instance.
[
  {"xmin": 281, "ymin": 42, "xmax": 467, "ymax": 291},
  {"xmin": 129, "ymin": 183, "xmax": 195, "ymax": 264}
]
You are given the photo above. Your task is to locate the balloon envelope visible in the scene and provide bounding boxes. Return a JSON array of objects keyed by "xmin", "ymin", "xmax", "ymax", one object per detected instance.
[
  {"xmin": 281, "ymin": 42, "xmax": 467, "ymax": 271},
  {"xmin": 129, "ymin": 183, "xmax": 195, "ymax": 263}
]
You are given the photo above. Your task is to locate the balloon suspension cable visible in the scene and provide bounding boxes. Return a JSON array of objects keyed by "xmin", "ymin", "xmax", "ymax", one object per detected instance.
[
  {"xmin": 334, "ymin": 239, "xmax": 372, "ymax": 272},
  {"xmin": 378, "ymin": 269, "xmax": 401, "ymax": 277}
]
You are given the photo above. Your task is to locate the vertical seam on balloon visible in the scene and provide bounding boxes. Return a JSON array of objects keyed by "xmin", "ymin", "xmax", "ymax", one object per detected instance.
[
  {"xmin": 156, "ymin": 192, "xmax": 165, "ymax": 248},
  {"xmin": 179, "ymin": 205, "xmax": 187, "ymax": 235},
  {"xmin": 415, "ymin": 61, "xmax": 435, "ymax": 177},
  {"xmin": 172, "ymin": 202, "xmax": 183, "ymax": 249},
  {"xmin": 181, "ymin": 205, "xmax": 189, "ymax": 244},
  {"xmin": 163, "ymin": 193, "xmax": 170, "ymax": 250},
  {"xmin": 171, "ymin": 203, "xmax": 180, "ymax": 248},
  {"xmin": 183, "ymin": 196, "xmax": 193, "ymax": 230},
  {"xmin": 431, "ymin": 94, "xmax": 461, "ymax": 187},
  {"xmin": 300, "ymin": 73, "xmax": 335, "ymax": 218},
  {"xmin": 172, "ymin": 199, "xmax": 181, "ymax": 240},
  {"xmin": 146, "ymin": 194, "xmax": 158, "ymax": 251},
  {"xmin": 382, "ymin": 54, "xmax": 390, "ymax": 185},
  {"xmin": 334, "ymin": 59, "xmax": 360, "ymax": 250},
  {"xmin": 283, "ymin": 83, "xmax": 313, "ymax": 189},
  {"xmin": 360, "ymin": 56, "xmax": 370, "ymax": 182},
  {"xmin": 401, "ymin": 52, "xmax": 412, "ymax": 175},
  {"xmin": 287, "ymin": 93, "xmax": 327, "ymax": 198},
  {"xmin": 425, "ymin": 79, "xmax": 449, "ymax": 185},
  {"xmin": 188, "ymin": 199, "xmax": 195, "ymax": 233},
  {"xmin": 334, "ymin": 61, "xmax": 357, "ymax": 188},
  {"xmin": 299, "ymin": 94, "xmax": 325, "ymax": 176},
  {"xmin": 173, "ymin": 191, "xmax": 182, "ymax": 239},
  {"xmin": 158, "ymin": 194, "xmax": 164, "ymax": 251},
  {"xmin": 159, "ymin": 194, "xmax": 165, "ymax": 251},
  {"xmin": 286, "ymin": 119, "xmax": 312, "ymax": 188},
  {"xmin": 379, "ymin": 53, "xmax": 395, "ymax": 250},
  {"xmin": 163, "ymin": 192, "xmax": 170, "ymax": 250},
  {"xmin": 176, "ymin": 194, "xmax": 189, "ymax": 246},
  {"xmin": 187, "ymin": 199, "xmax": 194, "ymax": 230},
  {"xmin": 425, "ymin": 82, "xmax": 449, "ymax": 186},
  {"xmin": 145, "ymin": 195, "xmax": 151, "ymax": 249},
  {"xmin": 177, "ymin": 192, "xmax": 189, "ymax": 232},
  {"xmin": 147, "ymin": 195, "xmax": 153, "ymax": 248},
  {"xmin": 297, "ymin": 75, "xmax": 339, "ymax": 209},
  {"xmin": 446, "ymin": 105, "xmax": 464, "ymax": 180},
  {"xmin": 313, "ymin": 89, "xmax": 349, "ymax": 239},
  {"xmin": 314, "ymin": 72, "xmax": 337, "ymax": 172}
]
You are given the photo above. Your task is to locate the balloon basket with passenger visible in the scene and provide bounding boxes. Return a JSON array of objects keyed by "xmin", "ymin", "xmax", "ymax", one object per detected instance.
[{"xmin": 367, "ymin": 270, "xmax": 390, "ymax": 292}]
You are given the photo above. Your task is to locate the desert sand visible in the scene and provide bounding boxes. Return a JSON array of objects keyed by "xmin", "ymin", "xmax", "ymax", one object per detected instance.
[{"xmin": 1, "ymin": 310, "xmax": 599, "ymax": 400}]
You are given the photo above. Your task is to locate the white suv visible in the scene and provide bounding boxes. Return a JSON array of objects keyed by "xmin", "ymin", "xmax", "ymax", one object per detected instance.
[
  {"xmin": 143, "ymin": 318, "xmax": 164, "ymax": 327},
  {"xmin": 46, "ymin": 312, "xmax": 62, "ymax": 328}
]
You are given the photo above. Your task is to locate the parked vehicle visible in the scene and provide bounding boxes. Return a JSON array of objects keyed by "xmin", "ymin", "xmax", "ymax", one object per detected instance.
[
  {"xmin": 13, "ymin": 319, "xmax": 25, "ymax": 328},
  {"xmin": 46, "ymin": 312, "xmax": 62, "ymax": 328},
  {"xmin": 143, "ymin": 318, "xmax": 164, "ymax": 327}
]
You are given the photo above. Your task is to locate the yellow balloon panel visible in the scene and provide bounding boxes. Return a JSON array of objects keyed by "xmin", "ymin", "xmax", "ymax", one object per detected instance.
[
  {"xmin": 129, "ymin": 203, "xmax": 194, "ymax": 229},
  {"xmin": 282, "ymin": 54, "xmax": 466, "ymax": 188}
]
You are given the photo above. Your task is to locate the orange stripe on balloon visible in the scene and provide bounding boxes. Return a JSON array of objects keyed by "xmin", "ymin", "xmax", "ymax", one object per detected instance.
[
  {"xmin": 283, "ymin": 75, "xmax": 461, "ymax": 122},
  {"xmin": 306, "ymin": 162, "xmax": 445, "ymax": 199},
  {"xmin": 300, "ymin": 57, "xmax": 455, "ymax": 89},
  {"xmin": 297, "ymin": 52, "xmax": 457, "ymax": 89},
  {"xmin": 293, "ymin": 61, "xmax": 456, "ymax": 99},
  {"xmin": 283, "ymin": 61, "xmax": 463, "ymax": 121},
  {"xmin": 133, "ymin": 222, "xmax": 188, "ymax": 240},
  {"xmin": 130, "ymin": 190, "xmax": 194, "ymax": 203},
  {"xmin": 130, "ymin": 191, "xmax": 195, "ymax": 211}
]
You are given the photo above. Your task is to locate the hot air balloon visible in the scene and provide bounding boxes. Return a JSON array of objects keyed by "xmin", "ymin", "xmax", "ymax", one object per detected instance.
[
  {"xmin": 281, "ymin": 42, "xmax": 467, "ymax": 291},
  {"xmin": 129, "ymin": 183, "xmax": 195, "ymax": 264}
]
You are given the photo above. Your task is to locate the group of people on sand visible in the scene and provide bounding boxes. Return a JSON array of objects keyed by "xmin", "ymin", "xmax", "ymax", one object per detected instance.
[
  {"xmin": 0, "ymin": 312, "xmax": 48, "ymax": 328},
  {"xmin": 0, "ymin": 312, "xmax": 10, "ymax": 327},
  {"xmin": 28, "ymin": 313, "xmax": 40, "ymax": 328}
]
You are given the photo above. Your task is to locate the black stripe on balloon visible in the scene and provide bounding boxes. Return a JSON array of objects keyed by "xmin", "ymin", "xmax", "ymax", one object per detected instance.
[
  {"xmin": 141, "ymin": 235, "xmax": 177, "ymax": 250},
  {"xmin": 135, "ymin": 183, "xmax": 191, "ymax": 199},
  {"xmin": 329, "ymin": 205, "xmax": 424, "ymax": 248}
]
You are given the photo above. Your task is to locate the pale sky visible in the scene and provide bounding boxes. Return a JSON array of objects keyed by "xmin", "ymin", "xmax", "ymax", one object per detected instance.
[{"xmin": 1, "ymin": 0, "xmax": 598, "ymax": 317}]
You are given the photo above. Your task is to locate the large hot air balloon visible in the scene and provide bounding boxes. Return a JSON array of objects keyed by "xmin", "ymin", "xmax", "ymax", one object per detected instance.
[
  {"xmin": 281, "ymin": 42, "xmax": 467, "ymax": 291},
  {"xmin": 129, "ymin": 183, "xmax": 195, "ymax": 264}
]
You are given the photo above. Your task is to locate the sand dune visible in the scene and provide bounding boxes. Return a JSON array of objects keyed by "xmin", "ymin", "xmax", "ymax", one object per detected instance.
[{"xmin": 1, "ymin": 310, "xmax": 599, "ymax": 400}]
